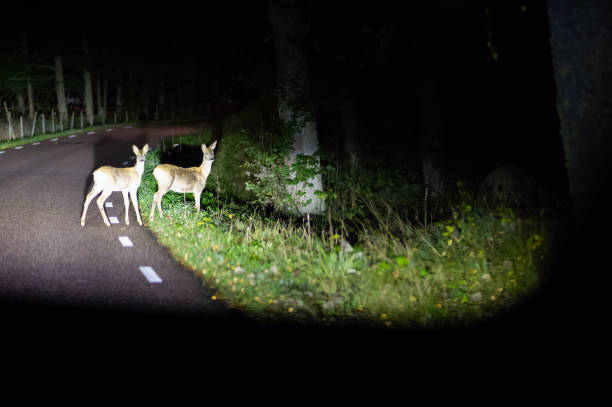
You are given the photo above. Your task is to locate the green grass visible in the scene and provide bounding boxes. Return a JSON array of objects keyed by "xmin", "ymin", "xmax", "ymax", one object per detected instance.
[{"xmin": 138, "ymin": 131, "xmax": 562, "ymax": 330}]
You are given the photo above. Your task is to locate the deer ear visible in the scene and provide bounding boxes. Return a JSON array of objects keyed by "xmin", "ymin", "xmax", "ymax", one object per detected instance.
[
  {"xmin": 209, "ymin": 140, "xmax": 217, "ymax": 150},
  {"xmin": 132, "ymin": 145, "xmax": 138, "ymax": 155},
  {"xmin": 143, "ymin": 144, "xmax": 149, "ymax": 154}
]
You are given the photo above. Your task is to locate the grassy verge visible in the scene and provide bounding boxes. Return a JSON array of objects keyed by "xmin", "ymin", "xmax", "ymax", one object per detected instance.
[
  {"xmin": 0, "ymin": 122, "xmax": 138, "ymax": 151},
  {"xmin": 138, "ymin": 130, "xmax": 564, "ymax": 330}
]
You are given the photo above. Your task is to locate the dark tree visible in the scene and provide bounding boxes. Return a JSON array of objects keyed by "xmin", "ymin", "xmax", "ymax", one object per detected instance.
[{"xmin": 547, "ymin": 0, "xmax": 612, "ymax": 233}]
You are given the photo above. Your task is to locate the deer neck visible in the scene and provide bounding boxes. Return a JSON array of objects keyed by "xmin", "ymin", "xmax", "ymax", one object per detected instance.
[
  {"xmin": 134, "ymin": 159, "xmax": 145, "ymax": 178},
  {"xmin": 200, "ymin": 159, "xmax": 213, "ymax": 178}
]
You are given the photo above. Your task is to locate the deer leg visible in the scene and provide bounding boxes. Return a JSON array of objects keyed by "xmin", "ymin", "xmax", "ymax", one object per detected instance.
[
  {"xmin": 122, "ymin": 190, "xmax": 131, "ymax": 225},
  {"xmin": 149, "ymin": 189, "xmax": 162, "ymax": 220},
  {"xmin": 129, "ymin": 190, "xmax": 142, "ymax": 225},
  {"xmin": 96, "ymin": 190, "xmax": 113, "ymax": 227},
  {"xmin": 81, "ymin": 183, "xmax": 103, "ymax": 226},
  {"xmin": 194, "ymin": 190, "xmax": 201, "ymax": 212},
  {"xmin": 157, "ymin": 192, "xmax": 164, "ymax": 217}
]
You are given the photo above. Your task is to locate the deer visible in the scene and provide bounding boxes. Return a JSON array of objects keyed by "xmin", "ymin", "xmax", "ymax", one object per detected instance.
[
  {"xmin": 81, "ymin": 144, "xmax": 149, "ymax": 227},
  {"xmin": 150, "ymin": 140, "xmax": 217, "ymax": 221}
]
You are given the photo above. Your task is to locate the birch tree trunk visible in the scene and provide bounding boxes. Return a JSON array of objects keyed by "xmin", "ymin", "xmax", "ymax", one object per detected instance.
[
  {"xmin": 547, "ymin": 0, "xmax": 612, "ymax": 233},
  {"xmin": 268, "ymin": 0, "xmax": 325, "ymax": 215},
  {"xmin": 54, "ymin": 55, "xmax": 68, "ymax": 125}
]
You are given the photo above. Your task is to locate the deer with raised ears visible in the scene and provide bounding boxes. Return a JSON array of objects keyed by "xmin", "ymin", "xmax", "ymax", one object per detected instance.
[
  {"xmin": 150, "ymin": 140, "xmax": 217, "ymax": 221},
  {"xmin": 81, "ymin": 144, "xmax": 149, "ymax": 227}
]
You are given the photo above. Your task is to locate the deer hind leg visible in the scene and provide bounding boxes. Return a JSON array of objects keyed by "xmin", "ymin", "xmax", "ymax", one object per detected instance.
[
  {"xmin": 129, "ymin": 189, "xmax": 142, "ymax": 225},
  {"xmin": 96, "ymin": 189, "xmax": 113, "ymax": 227},
  {"xmin": 81, "ymin": 183, "xmax": 103, "ymax": 226},
  {"xmin": 150, "ymin": 190, "xmax": 160, "ymax": 221},
  {"xmin": 122, "ymin": 190, "xmax": 131, "ymax": 225},
  {"xmin": 150, "ymin": 186, "xmax": 168, "ymax": 221}
]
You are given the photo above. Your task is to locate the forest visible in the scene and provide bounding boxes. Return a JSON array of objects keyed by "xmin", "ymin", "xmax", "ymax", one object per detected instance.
[{"xmin": 0, "ymin": 0, "xmax": 609, "ymax": 357}]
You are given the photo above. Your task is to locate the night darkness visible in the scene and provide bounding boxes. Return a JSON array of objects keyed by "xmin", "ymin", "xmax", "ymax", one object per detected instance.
[{"xmin": 1, "ymin": 0, "xmax": 604, "ymax": 395}]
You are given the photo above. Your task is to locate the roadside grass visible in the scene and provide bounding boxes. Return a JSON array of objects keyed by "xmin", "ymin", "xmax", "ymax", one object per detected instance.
[
  {"xmin": 138, "ymin": 131, "xmax": 563, "ymax": 330},
  {"xmin": 0, "ymin": 122, "xmax": 137, "ymax": 151}
]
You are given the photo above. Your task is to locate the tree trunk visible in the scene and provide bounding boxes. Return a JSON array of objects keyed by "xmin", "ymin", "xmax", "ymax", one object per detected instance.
[
  {"xmin": 96, "ymin": 73, "xmax": 103, "ymax": 118},
  {"xmin": 418, "ymin": 66, "xmax": 448, "ymax": 218},
  {"xmin": 268, "ymin": 0, "xmax": 325, "ymax": 215},
  {"xmin": 116, "ymin": 84, "xmax": 123, "ymax": 114},
  {"xmin": 82, "ymin": 39, "xmax": 95, "ymax": 127},
  {"xmin": 16, "ymin": 91, "xmax": 25, "ymax": 117},
  {"xmin": 337, "ymin": 84, "xmax": 361, "ymax": 168},
  {"xmin": 26, "ymin": 80, "xmax": 34, "ymax": 120},
  {"xmin": 84, "ymin": 70, "xmax": 94, "ymax": 126},
  {"xmin": 547, "ymin": 0, "xmax": 612, "ymax": 233},
  {"xmin": 102, "ymin": 78, "xmax": 108, "ymax": 122},
  {"xmin": 54, "ymin": 55, "xmax": 68, "ymax": 124},
  {"xmin": 159, "ymin": 65, "xmax": 166, "ymax": 119}
]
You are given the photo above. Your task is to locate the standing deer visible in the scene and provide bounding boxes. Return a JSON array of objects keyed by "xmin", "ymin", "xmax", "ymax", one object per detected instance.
[
  {"xmin": 150, "ymin": 140, "xmax": 217, "ymax": 220},
  {"xmin": 81, "ymin": 144, "xmax": 149, "ymax": 227}
]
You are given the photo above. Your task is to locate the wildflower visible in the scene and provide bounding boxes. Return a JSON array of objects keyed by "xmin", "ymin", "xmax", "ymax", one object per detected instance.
[
  {"xmin": 490, "ymin": 296, "xmax": 497, "ymax": 301},
  {"xmin": 384, "ymin": 321, "xmax": 393, "ymax": 328},
  {"xmin": 436, "ymin": 303, "xmax": 442, "ymax": 309},
  {"xmin": 287, "ymin": 307, "xmax": 294, "ymax": 313},
  {"xmin": 211, "ymin": 295, "xmax": 217, "ymax": 300},
  {"xmin": 393, "ymin": 269, "xmax": 400, "ymax": 279},
  {"xmin": 410, "ymin": 296, "xmax": 417, "ymax": 302},
  {"xmin": 380, "ymin": 313, "xmax": 388, "ymax": 320}
]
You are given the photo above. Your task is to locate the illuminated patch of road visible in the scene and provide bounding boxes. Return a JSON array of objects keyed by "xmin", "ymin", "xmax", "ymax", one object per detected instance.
[
  {"xmin": 118, "ymin": 236, "xmax": 133, "ymax": 247},
  {"xmin": 139, "ymin": 266, "xmax": 162, "ymax": 283}
]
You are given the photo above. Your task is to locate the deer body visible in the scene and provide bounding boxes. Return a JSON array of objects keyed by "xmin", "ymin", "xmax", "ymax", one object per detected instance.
[
  {"xmin": 81, "ymin": 144, "xmax": 149, "ymax": 227},
  {"xmin": 150, "ymin": 141, "xmax": 217, "ymax": 220}
]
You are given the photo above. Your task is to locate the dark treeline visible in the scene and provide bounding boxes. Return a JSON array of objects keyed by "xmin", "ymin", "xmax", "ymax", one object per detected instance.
[{"xmin": 2, "ymin": 0, "xmax": 608, "ymax": 224}]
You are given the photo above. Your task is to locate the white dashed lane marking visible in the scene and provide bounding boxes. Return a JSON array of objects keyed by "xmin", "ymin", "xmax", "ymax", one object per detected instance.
[
  {"xmin": 105, "ymin": 202, "xmax": 113, "ymax": 208},
  {"xmin": 109, "ymin": 216, "xmax": 119, "ymax": 224},
  {"xmin": 69, "ymin": 134, "xmax": 77, "ymax": 138},
  {"xmin": 50, "ymin": 138, "xmax": 58, "ymax": 142},
  {"xmin": 14, "ymin": 146, "xmax": 23, "ymax": 150},
  {"xmin": 32, "ymin": 142, "xmax": 40, "ymax": 145},
  {"xmin": 139, "ymin": 266, "xmax": 162, "ymax": 283},
  {"xmin": 87, "ymin": 131, "xmax": 95, "ymax": 135},
  {"xmin": 118, "ymin": 236, "xmax": 133, "ymax": 247},
  {"xmin": 0, "ymin": 151, "xmax": 5, "ymax": 154}
]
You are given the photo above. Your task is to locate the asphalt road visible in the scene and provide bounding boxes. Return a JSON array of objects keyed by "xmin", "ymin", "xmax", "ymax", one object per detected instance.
[{"xmin": 0, "ymin": 124, "xmax": 242, "ymax": 325}]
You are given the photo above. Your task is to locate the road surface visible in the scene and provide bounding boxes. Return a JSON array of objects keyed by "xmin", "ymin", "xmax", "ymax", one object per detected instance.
[{"xmin": 0, "ymin": 124, "xmax": 243, "ymax": 329}]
